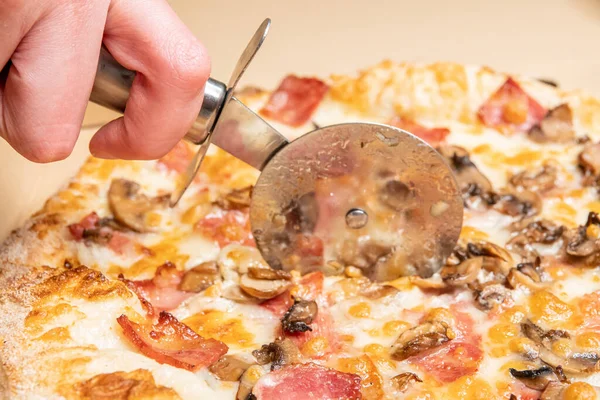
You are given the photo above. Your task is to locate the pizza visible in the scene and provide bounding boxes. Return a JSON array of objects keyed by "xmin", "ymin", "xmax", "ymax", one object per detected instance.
[{"xmin": 2, "ymin": 61, "xmax": 600, "ymax": 400}]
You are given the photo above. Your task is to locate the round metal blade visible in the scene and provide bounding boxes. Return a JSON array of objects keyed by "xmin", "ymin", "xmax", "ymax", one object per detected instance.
[{"xmin": 250, "ymin": 122, "xmax": 463, "ymax": 281}]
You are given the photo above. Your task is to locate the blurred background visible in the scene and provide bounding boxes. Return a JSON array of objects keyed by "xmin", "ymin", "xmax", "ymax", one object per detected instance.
[{"xmin": 1, "ymin": 0, "xmax": 599, "ymax": 239}]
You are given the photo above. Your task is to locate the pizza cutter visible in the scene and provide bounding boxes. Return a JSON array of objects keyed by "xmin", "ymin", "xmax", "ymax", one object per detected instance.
[{"xmin": 90, "ymin": 18, "xmax": 464, "ymax": 281}]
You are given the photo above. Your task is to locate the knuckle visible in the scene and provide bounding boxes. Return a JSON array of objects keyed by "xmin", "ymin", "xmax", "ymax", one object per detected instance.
[{"xmin": 166, "ymin": 38, "xmax": 210, "ymax": 90}]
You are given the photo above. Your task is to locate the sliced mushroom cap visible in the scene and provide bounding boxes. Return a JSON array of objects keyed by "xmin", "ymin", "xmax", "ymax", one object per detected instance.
[
  {"xmin": 239, "ymin": 271, "xmax": 292, "ymax": 300},
  {"xmin": 437, "ymin": 145, "xmax": 492, "ymax": 193},
  {"xmin": 281, "ymin": 300, "xmax": 318, "ymax": 333},
  {"xmin": 510, "ymin": 162, "xmax": 559, "ymax": 192},
  {"xmin": 221, "ymin": 285, "xmax": 262, "ymax": 304},
  {"xmin": 236, "ymin": 365, "xmax": 266, "ymax": 400},
  {"xmin": 565, "ymin": 219, "xmax": 600, "ymax": 258},
  {"xmin": 247, "ymin": 267, "xmax": 292, "ymax": 281},
  {"xmin": 209, "ymin": 355, "xmax": 252, "ymax": 381},
  {"xmin": 252, "ymin": 339, "xmax": 301, "ymax": 370},
  {"xmin": 179, "ymin": 261, "xmax": 220, "ymax": 293},
  {"xmin": 391, "ymin": 372, "xmax": 422, "ymax": 393},
  {"xmin": 216, "ymin": 186, "xmax": 253, "ymax": 210},
  {"xmin": 507, "ymin": 264, "xmax": 545, "ymax": 291},
  {"xmin": 473, "ymin": 282, "xmax": 510, "ymax": 310},
  {"xmin": 491, "ymin": 189, "xmax": 542, "ymax": 218},
  {"xmin": 467, "ymin": 241, "xmax": 513, "ymax": 276},
  {"xmin": 509, "ymin": 366, "xmax": 556, "ymax": 391},
  {"xmin": 409, "ymin": 276, "xmax": 448, "ymax": 290},
  {"xmin": 108, "ymin": 179, "xmax": 168, "ymax": 233},
  {"xmin": 578, "ymin": 142, "xmax": 600, "ymax": 177},
  {"xmin": 361, "ymin": 284, "xmax": 400, "ymax": 300},
  {"xmin": 538, "ymin": 346, "xmax": 600, "ymax": 375},
  {"xmin": 522, "ymin": 219, "xmax": 565, "ymax": 244},
  {"xmin": 440, "ymin": 257, "xmax": 482, "ymax": 286},
  {"xmin": 339, "ymin": 238, "xmax": 392, "ymax": 270},
  {"xmin": 390, "ymin": 321, "xmax": 451, "ymax": 361},
  {"xmin": 529, "ymin": 104, "xmax": 575, "ymax": 143}
]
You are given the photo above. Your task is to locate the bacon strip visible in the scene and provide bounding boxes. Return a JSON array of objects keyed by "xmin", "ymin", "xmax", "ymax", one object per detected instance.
[
  {"xmin": 117, "ymin": 312, "xmax": 228, "ymax": 372},
  {"xmin": 260, "ymin": 76, "xmax": 329, "ymax": 127},
  {"xmin": 388, "ymin": 116, "xmax": 450, "ymax": 146},
  {"xmin": 68, "ymin": 212, "xmax": 133, "ymax": 254},
  {"xmin": 252, "ymin": 363, "xmax": 361, "ymax": 400},
  {"xmin": 477, "ymin": 77, "xmax": 547, "ymax": 132},
  {"xmin": 122, "ymin": 262, "xmax": 194, "ymax": 313}
]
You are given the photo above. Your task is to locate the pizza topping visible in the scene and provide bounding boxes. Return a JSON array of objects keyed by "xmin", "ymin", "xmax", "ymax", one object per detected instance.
[
  {"xmin": 281, "ymin": 300, "xmax": 318, "ymax": 333},
  {"xmin": 489, "ymin": 189, "xmax": 542, "ymax": 218},
  {"xmin": 509, "ymin": 366, "xmax": 556, "ymax": 391},
  {"xmin": 388, "ymin": 116, "xmax": 450, "ymax": 146},
  {"xmin": 541, "ymin": 382, "xmax": 566, "ymax": 400},
  {"xmin": 477, "ymin": 77, "xmax": 547, "ymax": 132},
  {"xmin": 196, "ymin": 209, "xmax": 254, "ymax": 248},
  {"xmin": 509, "ymin": 162, "xmax": 559, "ymax": 192},
  {"xmin": 260, "ymin": 75, "xmax": 329, "ymax": 127},
  {"xmin": 437, "ymin": 145, "xmax": 492, "ymax": 193},
  {"xmin": 473, "ymin": 282, "xmax": 510, "ymax": 310},
  {"xmin": 390, "ymin": 320, "xmax": 452, "ymax": 361},
  {"xmin": 252, "ymin": 338, "xmax": 301, "ymax": 370},
  {"xmin": 108, "ymin": 179, "xmax": 168, "ymax": 233},
  {"xmin": 68, "ymin": 212, "xmax": 133, "ymax": 253},
  {"xmin": 378, "ymin": 179, "xmax": 415, "ymax": 211},
  {"xmin": 122, "ymin": 262, "xmax": 194, "ymax": 312},
  {"xmin": 251, "ymin": 363, "xmax": 362, "ymax": 400},
  {"xmin": 215, "ymin": 186, "xmax": 253, "ymax": 211},
  {"xmin": 565, "ymin": 212, "xmax": 600, "ymax": 260},
  {"xmin": 116, "ymin": 312, "xmax": 228, "ymax": 372},
  {"xmin": 239, "ymin": 268, "xmax": 293, "ymax": 299},
  {"xmin": 529, "ymin": 104, "xmax": 575, "ymax": 143},
  {"xmin": 236, "ymin": 364, "xmax": 267, "ymax": 400},
  {"xmin": 440, "ymin": 257, "xmax": 481, "ymax": 287},
  {"xmin": 208, "ymin": 355, "xmax": 253, "ymax": 381},
  {"xmin": 390, "ymin": 372, "xmax": 423, "ymax": 393},
  {"xmin": 178, "ymin": 261, "xmax": 220, "ymax": 293},
  {"xmin": 507, "ymin": 261, "xmax": 545, "ymax": 291},
  {"xmin": 578, "ymin": 142, "xmax": 600, "ymax": 186}
]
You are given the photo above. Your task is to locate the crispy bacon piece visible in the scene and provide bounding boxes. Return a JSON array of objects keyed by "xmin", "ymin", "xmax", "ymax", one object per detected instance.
[
  {"xmin": 157, "ymin": 141, "xmax": 194, "ymax": 174},
  {"xmin": 117, "ymin": 312, "xmax": 228, "ymax": 372},
  {"xmin": 478, "ymin": 77, "xmax": 547, "ymax": 133},
  {"xmin": 68, "ymin": 212, "xmax": 132, "ymax": 254},
  {"xmin": 195, "ymin": 209, "xmax": 254, "ymax": 248},
  {"xmin": 122, "ymin": 262, "xmax": 193, "ymax": 312},
  {"xmin": 408, "ymin": 305, "xmax": 483, "ymax": 383},
  {"xmin": 252, "ymin": 363, "xmax": 361, "ymax": 400},
  {"xmin": 388, "ymin": 116, "xmax": 450, "ymax": 146},
  {"xmin": 260, "ymin": 76, "xmax": 329, "ymax": 127}
]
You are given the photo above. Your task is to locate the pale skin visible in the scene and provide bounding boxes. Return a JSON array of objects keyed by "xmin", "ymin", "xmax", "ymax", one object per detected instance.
[{"xmin": 0, "ymin": 0, "xmax": 210, "ymax": 162}]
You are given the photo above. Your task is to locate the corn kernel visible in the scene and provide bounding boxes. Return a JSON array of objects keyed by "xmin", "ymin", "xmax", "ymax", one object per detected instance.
[{"xmin": 383, "ymin": 320, "xmax": 410, "ymax": 336}]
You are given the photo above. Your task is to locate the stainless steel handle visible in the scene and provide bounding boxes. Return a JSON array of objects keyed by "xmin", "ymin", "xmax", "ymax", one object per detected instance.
[{"xmin": 90, "ymin": 47, "xmax": 227, "ymax": 145}]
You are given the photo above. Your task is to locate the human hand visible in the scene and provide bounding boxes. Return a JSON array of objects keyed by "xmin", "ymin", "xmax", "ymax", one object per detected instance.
[{"xmin": 0, "ymin": 0, "xmax": 210, "ymax": 162}]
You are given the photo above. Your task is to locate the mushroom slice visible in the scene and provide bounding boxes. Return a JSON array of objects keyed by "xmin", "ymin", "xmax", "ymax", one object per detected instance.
[
  {"xmin": 473, "ymin": 282, "xmax": 510, "ymax": 310},
  {"xmin": 509, "ymin": 366, "xmax": 556, "ymax": 391},
  {"xmin": 236, "ymin": 365, "xmax": 266, "ymax": 400},
  {"xmin": 239, "ymin": 268, "xmax": 292, "ymax": 300},
  {"xmin": 440, "ymin": 257, "xmax": 482, "ymax": 287},
  {"xmin": 437, "ymin": 145, "xmax": 492, "ymax": 193},
  {"xmin": 108, "ymin": 179, "xmax": 168, "ymax": 232},
  {"xmin": 507, "ymin": 264, "xmax": 545, "ymax": 291},
  {"xmin": 252, "ymin": 339, "xmax": 301, "ymax": 370},
  {"xmin": 390, "ymin": 321, "xmax": 451, "ymax": 361},
  {"xmin": 361, "ymin": 284, "xmax": 399, "ymax": 300},
  {"xmin": 565, "ymin": 212, "xmax": 600, "ymax": 258},
  {"xmin": 209, "ymin": 355, "xmax": 252, "ymax": 381},
  {"xmin": 179, "ymin": 261, "xmax": 220, "ymax": 293},
  {"xmin": 221, "ymin": 285, "xmax": 262, "ymax": 304},
  {"xmin": 510, "ymin": 162, "xmax": 559, "ymax": 192},
  {"xmin": 521, "ymin": 219, "xmax": 564, "ymax": 244},
  {"xmin": 409, "ymin": 276, "xmax": 448, "ymax": 290},
  {"xmin": 538, "ymin": 346, "xmax": 600, "ymax": 375},
  {"xmin": 391, "ymin": 372, "xmax": 422, "ymax": 393},
  {"xmin": 281, "ymin": 300, "xmax": 318, "ymax": 334},
  {"xmin": 529, "ymin": 104, "xmax": 575, "ymax": 143},
  {"xmin": 579, "ymin": 142, "xmax": 600, "ymax": 175},
  {"xmin": 467, "ymin": 241, "xmax": 513, "ymax": 276},
  {"xmin": 491, "ymin": 189, "xmax": 542, "ymax": 218},
  {"xmin": 216, "ymin": 186, "xmax": 253, "ymax": 210}
]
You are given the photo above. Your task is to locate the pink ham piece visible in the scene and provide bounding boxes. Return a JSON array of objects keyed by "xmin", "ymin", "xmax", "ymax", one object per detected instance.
[
  {"xmin": 478, "ymin": 77, "xmax": 547, "ymax": 133},
  {"xmin": 252, "ymin": 363, "xmax": 362, "ymax": 400},
  {"xmin": 260, "ymin": 76, "xmax": 329, "ymax": 127},
  {"xmin": 117, "ymin": 312, "xmax": 228, "ymax": 372},
  {"xmin": 388, "ymin": 116, "xmax": 450, "ymax": 146}
]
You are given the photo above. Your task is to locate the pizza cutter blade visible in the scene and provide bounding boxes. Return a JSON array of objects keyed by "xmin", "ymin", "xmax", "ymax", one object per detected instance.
[{"xmin": 89, "ymin": 19, "xmax": 464, "ymax": 280}]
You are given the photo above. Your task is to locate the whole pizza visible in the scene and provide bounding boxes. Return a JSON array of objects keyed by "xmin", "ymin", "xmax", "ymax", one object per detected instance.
[{"xmin": 2, "ymin": 61, "xmax": 600, "ymax": 399}]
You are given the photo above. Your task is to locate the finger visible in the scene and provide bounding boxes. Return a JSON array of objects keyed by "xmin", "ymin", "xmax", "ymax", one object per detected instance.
[
  {"xmin": 1, "ymin": 1, "xmax": 108, "ymax": 163},
  {"xmin": 88, "ymin": 0, "xmax": 210, "ymax": 160}
]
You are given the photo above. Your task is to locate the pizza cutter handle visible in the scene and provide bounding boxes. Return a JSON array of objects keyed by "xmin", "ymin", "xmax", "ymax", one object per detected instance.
[{"xmin": 90, "ymin": 46, "xmax": 227, "ymax": 145}]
